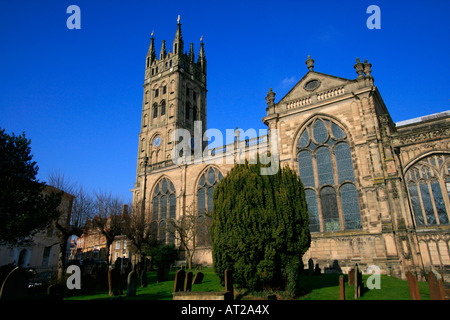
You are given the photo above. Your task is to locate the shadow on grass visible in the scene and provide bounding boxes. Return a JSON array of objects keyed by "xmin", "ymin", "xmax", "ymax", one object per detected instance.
[{"xmin": 298, "ymin": 273, "xmax": 346, "ymax": 297}]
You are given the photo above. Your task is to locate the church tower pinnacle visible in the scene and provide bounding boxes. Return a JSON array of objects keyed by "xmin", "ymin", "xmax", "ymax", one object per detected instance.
[{"xmin": 173, "ymin": 15, "xmax": 184, "ymax": 55}]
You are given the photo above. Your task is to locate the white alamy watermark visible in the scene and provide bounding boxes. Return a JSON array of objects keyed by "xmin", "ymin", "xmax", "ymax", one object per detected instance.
[
  {"xmin": 66, "ymin": 265, "xmax": 81, "ymax": 289},
  {"xmin": 365, "ymin": 265, "xmax": 381, "ymax": 289},
  {"xmin": 170, "ymin": 121, "xmax": 280, "ymax": 175},
  {"xmin": 66, "ymin": 5, "xmax": 81, "ymax": 30},
  {"xmin": 366, "ymin": 5, "xmax": 381, "ymax": 30}
]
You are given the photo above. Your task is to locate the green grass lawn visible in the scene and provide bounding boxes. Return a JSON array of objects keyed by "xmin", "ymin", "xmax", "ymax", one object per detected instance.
[
  {"xmin": 65, "ymin": 267, "xmax": 225, "ymax": 301},
  {"xmin": 297, "ymin": 274, "xmax": 430, "ymax": 300},
  {"xmin": 65, "ymin": 268, "xmax": 430, "ymax": 300}
]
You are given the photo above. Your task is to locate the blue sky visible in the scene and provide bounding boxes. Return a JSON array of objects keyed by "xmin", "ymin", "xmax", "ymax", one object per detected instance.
[{"xmin": 1, "ymin": 0, "xmax": 449, "ymax": 202}]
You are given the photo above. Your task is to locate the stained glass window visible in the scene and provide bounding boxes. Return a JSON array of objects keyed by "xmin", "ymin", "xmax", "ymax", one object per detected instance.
[
  {"xmin": 305, "ymin": 189, "xmax": 320, "ymax": 232},
  {"xmin": 316, "ymin": 147, "xmax": 334, "ymax": 186},
  {"xmin": 321, "ymin": 187, "xmax": 340, "ymax": 231},
  {"xmin": 335, "ymin": 143, "xmax": 355, "ymax": 183},
  {"xmin": 151, "ymin": 177, "xmax": 176, "ymax": 244},
  {"xmin": 197, "ymin": 167, "xmax": 224, "ymax": 246},
  {"xmin": 406, "ymin": 157, "xmax": 450, "ymax": 227},
  {"xmin": 298, "ymin": 151, "xmax": 314, "ymax": 187},
  {"xmin": 340, "ymin": 184, "xmax": 362, "ymax": 230},
  {"xmin": 297, "ymin": 117, "xmax": 362, "ymax": 233}
]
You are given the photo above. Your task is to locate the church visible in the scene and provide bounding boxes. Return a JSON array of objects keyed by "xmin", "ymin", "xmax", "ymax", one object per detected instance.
[{"xmin": 131, "ymin": 19, "xmax": 450, "ymax": 280}]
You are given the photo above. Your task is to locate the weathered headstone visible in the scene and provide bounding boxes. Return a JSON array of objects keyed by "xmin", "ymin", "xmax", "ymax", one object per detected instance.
[
  {"xmin": 353, "ymin": 265, "xmax": 362, "ymax": 299},
  {"xmin": 428, "ymin": 270, "xmax": 445, "ymax": 300},
  {"xmin": 108, "ymin": 267, "xmax": 122, "ymax": 296},
  {"xmin": 308, "ymin": 258, "xmax": 314, "ymax": 276},
  {"xmin": 406, "ymin": 271, "xmax": 420, "ymax": 300},
  {"xmin": 225, "ymin": 269, "xmax": 233, "ymax": 295},
  {"xmin": 348, "ymin": 268, "xmax": 355, "ymax": 286},
  {"xmin": 141, "ymin": 270, "xmax": 148, "ymax": 288},
  {"xmin": 356, "ymin": 267, "xmax": 363, "ymax": 298},
  {"xmin": 184, "ymin": 272, "xmax": 193, "ymax": 292},
  {"xmin": 0, "ymin": 267, "xmax": 28, "ymax": 300},
  {"xmin": 339, "ymin": 275, "xmax": 345, "ymax": 300},
  {"xmin": 173, "ymin": 269, "xmax": 185, "ymax": 292},
  {"xmin": 126, "ymin": 270, "xmax": 138, "ymax": 298},
  {"xmin": 193, "ymin": 272, "xmax": 204, "ymax": 285}
]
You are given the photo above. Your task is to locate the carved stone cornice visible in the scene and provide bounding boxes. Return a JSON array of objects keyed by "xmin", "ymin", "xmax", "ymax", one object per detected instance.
[{"xmin": 390, "ymin": 126, "xmax": 450, "ymax": 147}]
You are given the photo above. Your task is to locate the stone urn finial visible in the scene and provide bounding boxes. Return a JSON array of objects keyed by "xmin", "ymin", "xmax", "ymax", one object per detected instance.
[
  {"xmin": 363, "ymin": 59, "xmax": 373, "ymax": 79},
  {"xmin": 354, "ymin": 58, "xmax": 364, "ymax": 80},
  {"xmin": 305, "ymin": 55, "xmax": 314, "ymax": 71},
  {"xmin": 265, "ymin": 88, "xmax": 276, "ymax": 108}
]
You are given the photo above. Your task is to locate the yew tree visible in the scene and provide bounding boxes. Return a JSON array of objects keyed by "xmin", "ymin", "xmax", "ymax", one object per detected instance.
[{"xmin": 211, "ymin": 159, "xmax": 311, "ymax": 292}]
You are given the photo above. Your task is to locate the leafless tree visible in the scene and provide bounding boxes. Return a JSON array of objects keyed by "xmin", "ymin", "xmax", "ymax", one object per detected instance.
[
  {"xmin": 47, "ymin": 170, "xmax": 94, "ymax": 280},
  {"xmin": 91, "ymin": 190, "xmax": 126, "ymax": 265},
  {"xmin": 168, "ymin": 205, "xmax": 212, "ymax": 269},
  {"xmin": 123, "ymin": 200, "xmax": 157, "ymax": 272}
]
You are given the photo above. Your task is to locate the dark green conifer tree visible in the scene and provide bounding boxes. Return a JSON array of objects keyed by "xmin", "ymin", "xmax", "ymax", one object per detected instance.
[{"xmin": 211, "ymin": 158, "xmax": 310, "ymax": 292}]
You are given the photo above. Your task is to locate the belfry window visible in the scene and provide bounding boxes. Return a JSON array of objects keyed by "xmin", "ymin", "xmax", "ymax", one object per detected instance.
[
  {"xmin": 151, "ymin": 178, "xmax": 176, "ymax": 244},
  {"xmin": 185, "ymin": 103, "xmax": 190, "ymax": 120},
  {"xmin": 405, "ymin": 154, "xmax": 450, "ymax": 227},
  {"xmin": 161, "ymin": 100, "xmax": 166, "ymax": 116},
  {"xmin": 297, "ymin": 118, "xmax": 362, "ymax": 232},
  {"xmin": 152, "ymin": 103, "xmax": 158, "ymax": 119}
]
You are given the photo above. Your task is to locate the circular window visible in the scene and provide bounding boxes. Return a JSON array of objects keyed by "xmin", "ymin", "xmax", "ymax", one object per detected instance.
[{"xmin": 305, "ymin": 79, "xmax": 320, "ymax": 91}]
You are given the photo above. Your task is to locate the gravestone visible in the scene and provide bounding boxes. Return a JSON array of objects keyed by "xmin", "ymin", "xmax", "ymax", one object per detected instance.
[
  {"xmin": 0, "ymin": 267, "xmax": 28, "ymax": 300},
  {"xmin": 428, "ymin": 270, "xmax": 445, "ymax": 300},
  {"xmin": 406, "ymin": 271, "xmax": 420, "ymax": 300},
  {"xmin": 353, "ymin": 265, "xmax": 363, "ymax": 299},
  {"xmin": 173, "ymin": 269, "xmax": 185, "ymax": 292},
  {"xmin": 339, "ymin": 275, "xmax": 345, "ymax": 300},
  {"xmin": 126, "ymin": 270, "xmax": 138, "ymax": 298},
  {"xmin": 308, "ymin": 258, "xmax": 314, "ymax": 276},
  {"xmin": 184, "ymin": 272, "xmax": 193, "ymax": 292},
  {"xmin": 140, "ymin": 270, "xmax": 148, "ymax": 288},
  {"xmin": 225, "ymin": 269, "xmax": 233, "ymax": 294},
  {"xmin": 356, "ymin": 267, "xmax": 363, "ymax": 298},
  {"xmin": 314, "ymin": 264, "xmax": 321, "ymax": 275},
  {"xmin": 348, "ymin": 268, "xmax": 355, "ymax": 286},
  {"xmin": 108, "ymin": 268, "xmax": 122, "ymax": 296},
  {"xmin": 193, "ymin": 272, "xmax": 204, "ymax": 285}
]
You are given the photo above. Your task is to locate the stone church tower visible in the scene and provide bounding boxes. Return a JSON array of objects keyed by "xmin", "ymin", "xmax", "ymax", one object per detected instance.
[
  {"xmin": 132, "ymin": 19, "xmax": 450, "ymax": 280},
  {"xmin": 138, "ymin": 17, "xmax": 207, "ymax": 172}
]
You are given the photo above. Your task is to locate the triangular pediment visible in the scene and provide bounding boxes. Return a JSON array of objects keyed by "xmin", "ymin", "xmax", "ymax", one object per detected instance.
[{"xmin": 278, "ymin": 71, "xmax": 354, "ymax": 105}]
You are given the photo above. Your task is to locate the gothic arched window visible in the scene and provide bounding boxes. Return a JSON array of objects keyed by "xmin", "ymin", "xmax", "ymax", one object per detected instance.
[
  {"xmin": 185, "ymin": 102, "xmax": 190, "ymax": 120},
  {"xmin": 197, "ymin": 167, "xmax": 223, "ymax": 215},
  {"xmin": 405, "ymin": 154, "xmax": 450, "ymax": 227},
  {"xmin": 297, "ymin": 118, "xmax": 362, "ymax": 232},
  {"xmin": 196, "ymin": 167, "xmax": 224, "ymax": 246},
  {"xmin": 152, "ymin": 103, "xmax": 158, "ymax": 119},
  {"xmin": 161, "ymin": 100, "xmax": 166, "ymax": 116},
  {"xmin": 151, "ymin": 177, "xmax": 176, "ymax": 244}
]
